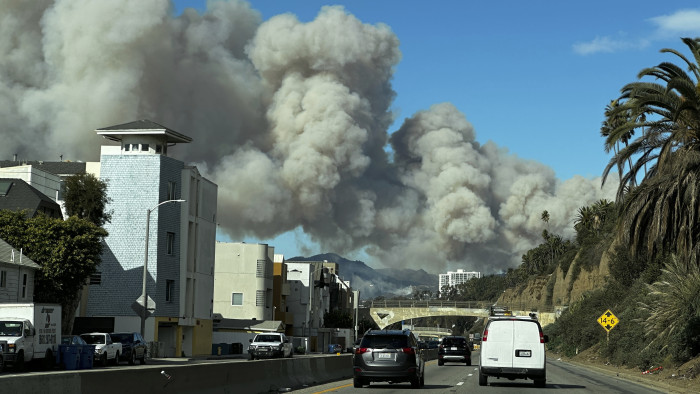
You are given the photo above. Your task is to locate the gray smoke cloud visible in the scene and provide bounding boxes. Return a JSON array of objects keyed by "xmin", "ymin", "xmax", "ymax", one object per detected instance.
[{"xmin": 0, "ymin": 0, "xmax": 617, "ymax": 274}]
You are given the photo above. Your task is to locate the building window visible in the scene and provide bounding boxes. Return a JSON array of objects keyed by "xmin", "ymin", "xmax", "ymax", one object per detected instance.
[
  {"xmin": 141, "ymin": 143, "xmax": 149, "ymax": 152},
  {"xmin": 256, "ymin": 290, "xmax": 265, "ymax": 307},
  {"xmin": 89, "ymin": 273, "xmax": 101, "ymax": 285},
  {"xmin": 231, "ymin": 292, "xmax": 243, "ymax": 306},
  {"xmin": 166, "ymin": 280, "xmax": 174, "ymax": 302},
  {"xmin": 124, "ymin": 144, "xmax": 130, "ymax": 152},
  {"xmin": 256, "ymin": 260, "xmax": 265, "ymax": 278},
  {"xmin": 131, "ymin": 143, "xmax": 139, "ymax": 151},
  {"xmin": 0, "ymin": 270, "xmax": 6, "ymax": 287},
  {"xmin": 156, "ymin": 145, "xmax": 162, "ymax": 154},
  {"xmin": 168, "ymin": 181, "xmax": 176, "ymax": 200},
  {"xmin": 21, "ymin": 274, "xmax": 27, "ymax": 299},
  {"xmin": 166, "ymin": 232, "xmax": 175, "ymax": 255}
]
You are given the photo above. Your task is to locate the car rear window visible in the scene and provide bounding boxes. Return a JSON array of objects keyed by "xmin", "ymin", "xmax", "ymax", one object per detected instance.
[
  {"xmin": 360, "ymin": 335, "xmax": 408, "ymax": 349},
  {"xmin": 442, "ymin": 337, "xmax": 467, "ymax": 346}
]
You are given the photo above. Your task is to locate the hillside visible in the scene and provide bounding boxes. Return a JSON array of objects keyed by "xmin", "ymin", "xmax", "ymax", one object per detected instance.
[{"xmin": 287, "ymin": 253, "xmax": 439, "ymax": 299}]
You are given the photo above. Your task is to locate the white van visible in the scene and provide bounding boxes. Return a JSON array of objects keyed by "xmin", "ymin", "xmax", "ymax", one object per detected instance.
[{"xmin": 478, "ymin": 316, "xmax": 548, "ymax": 387}]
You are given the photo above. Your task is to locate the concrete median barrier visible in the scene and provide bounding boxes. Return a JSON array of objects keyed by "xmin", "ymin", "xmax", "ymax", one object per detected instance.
[{"xmin": 0, "ymin": 354, "xmax": 353, "ymax": 394}]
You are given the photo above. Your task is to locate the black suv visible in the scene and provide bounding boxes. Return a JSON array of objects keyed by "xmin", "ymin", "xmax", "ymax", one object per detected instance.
[
  {"xmin": 353, "ymin": 329, "xmax": 425, "ymax": 388},
  {"xmin": 438, "ymin": 335, "xmax": 471, "ymax": 366}
]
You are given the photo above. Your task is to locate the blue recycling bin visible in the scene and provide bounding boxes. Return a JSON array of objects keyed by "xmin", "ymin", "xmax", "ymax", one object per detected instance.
[
  {"xmin": 79, "ymin": 345, "xmax": 95, "ymax": 369},
  {"xmin": 59, "ymin": 344, "xmax": 80, "ymax": 370}
]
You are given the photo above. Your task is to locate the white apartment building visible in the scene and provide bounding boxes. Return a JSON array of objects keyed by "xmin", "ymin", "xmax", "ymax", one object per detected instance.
[
  {"xmin": 214, "ymin": 242, "xmax": 275, "ymax": 321},
  {"xmin": 285, "ymin": 262, "xmax": 332, "ymax": 346},
  {"xmin": 84, "ymin": 120, "xmax": 218, "ymax": 358},
  {"xmin": 439, "ymin": 269, "xmax": 482, "ymax": 295}
]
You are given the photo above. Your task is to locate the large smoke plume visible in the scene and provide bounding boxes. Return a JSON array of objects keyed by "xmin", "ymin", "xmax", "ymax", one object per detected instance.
[{"xmin": 0, "ymin": 0, "xmax": 617, "ymax": 273}]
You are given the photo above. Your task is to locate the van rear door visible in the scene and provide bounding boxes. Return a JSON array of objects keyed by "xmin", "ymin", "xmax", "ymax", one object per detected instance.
[
  {"xmin": 483, "ymin": 320, "xmax": 513, "ymax": 368},
  {"xmin": 512, "ymin": 320, "xmax": 544, "ymax": 369}
]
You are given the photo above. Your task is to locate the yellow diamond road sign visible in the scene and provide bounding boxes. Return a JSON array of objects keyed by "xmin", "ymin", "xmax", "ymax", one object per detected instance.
[{"xmin": 597, "ymin": 309, "xmax": 619, "ymax": 332}]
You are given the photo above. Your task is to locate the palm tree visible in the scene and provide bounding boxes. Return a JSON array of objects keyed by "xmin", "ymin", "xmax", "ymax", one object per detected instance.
[
  {"xmin": 638, "ymin": 254, "xmax": 700, "ymax": 361},
  {"xmin": 602, "ymin": 37, "xmax": 700, "ymax": 260}
]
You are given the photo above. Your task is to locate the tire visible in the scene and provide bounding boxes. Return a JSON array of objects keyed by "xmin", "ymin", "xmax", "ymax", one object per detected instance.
[
  {"xmin": 44, "ymin": 349, "xmax": 55, "ymax": 370},
  {"xmin": 249, "ymin": 354, "xmax": 255, "ymax": 361},
  {"xmin": 353, "ymin": 377, "xmax": 363, "ymax": 388},
  {"xmin": 466, "ymin": 357, "xmax": 471, "ymax": 366},
  {"xmin": 534, "ymin": 378, "xmax": 546, "ymax": 388},
  {"xmin": 112, "ymin": 351, "xmax": 120, "ymax": 365},
  {"xmin": 100, "ymin": 352, "xmax": 108, "ymax": 367},
  {"xmin": 15, "ymin": 351, "xmax": 25, "ymax": 372},
  {"xmin": 140, "ymin": 351, "xmax": 147, "ymax": 365},
  {"xmin": 410, "ymin": 375, "xmax": 420, "ymax": 388},
  {"xmin": 438, "ymin": 359, "xmax": 444, "ymax": 366},
  {"xmin": 0, "ymin": 354, "xmax": 4, "ymax": 372},
  {"xmin": 420, "ymin": 372, "xmax": 425, "ymax": 387},
  {"xmin": 129, "ymin": 350, "xmax": 136, "ymax": 365},
  {"xmin": 289, "ymin": 350, "xmax": 293, "ymax": 358},
  {"xmin": 478, "ymin": 371, "xmax": 487, "ymax": 386}
]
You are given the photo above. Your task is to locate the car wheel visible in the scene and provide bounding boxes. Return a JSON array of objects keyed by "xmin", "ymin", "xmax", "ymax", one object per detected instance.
[
  {"xmin": 420, "ymin": 372, "xmax": 425, "ymax": 387},
  {"xmin": 129, "ymin": 350, "xmax": 136, "ymax": 365},
  {"xmin": 438, "ymin": 359, "xmax": 444, "ymax": 366},
  {"xmin": 466, "ymin": 357, "xmax": 471, "ymax": 366},
  {"xmin": 0, "ymin": 354, "xmax": 4, "ymax": 372},
  {"xmin": 15, "ymin": 351, "xmax": 25, "ymax": 372},
  {"xmin": 478, "ymin": 371, "xmax": 487, "ymax": 386},
  {"xmin": 410, "ymin": 375, "xmax": 420, "ymax": 388},
  {"xmin": 534, "ymin": 378, "xmax": 546, "ymax": 388},
  {"xmin": 249, "ymin": 354, "xmax": 255, "ymax": 361},
  {"xmin": 353, "ymin": 377, "xmax": 363, "ymax": 388},
  {"xmin": 100, "ymin": 352, "xmax": 108, "ymax": 367},
  {"xmin": 139, "ymin": 350, "xmax": 147, "ymax": 365},
  {"xmin": 113, "ymin": 351, "xmax": 120, "ymax": 365}
]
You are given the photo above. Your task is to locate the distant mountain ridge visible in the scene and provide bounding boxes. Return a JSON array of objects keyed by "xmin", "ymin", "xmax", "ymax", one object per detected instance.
[{"xmin": 287, "ymin": 253, "xmax": 438, "ymax": 299}]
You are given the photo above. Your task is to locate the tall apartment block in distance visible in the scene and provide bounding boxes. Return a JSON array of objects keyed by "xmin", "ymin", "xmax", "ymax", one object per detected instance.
[{"xmin": 439, "ymin": 269, "xmax": 482, "ymax": 295}]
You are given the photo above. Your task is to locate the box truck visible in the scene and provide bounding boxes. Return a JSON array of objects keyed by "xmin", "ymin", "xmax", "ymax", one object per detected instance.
[{"xmin": 0, "ymin": 303, "xmax": 61, "ymax": 370}]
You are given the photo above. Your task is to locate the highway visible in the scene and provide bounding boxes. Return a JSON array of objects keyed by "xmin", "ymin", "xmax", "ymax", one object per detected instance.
[{"xmin": 291, "ymin": 355, "xmax": 666, "ymax": 394}]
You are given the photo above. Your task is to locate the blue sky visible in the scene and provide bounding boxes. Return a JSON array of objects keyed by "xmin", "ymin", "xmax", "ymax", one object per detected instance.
[{"xmin": 172, "ymin": 1, "xmax": 700, "ymax": 262}]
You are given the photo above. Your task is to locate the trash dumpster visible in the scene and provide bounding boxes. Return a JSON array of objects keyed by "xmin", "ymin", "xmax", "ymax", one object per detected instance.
[
  {"xmin": 328, "ymin": 344, "xmax": 342, "ymax": 354},
  {"xmin": 58, "ymin": 344, "xmax": 80, "ymax": 370},
  {"xmin": 231, "ymin": 343, "xmax": 243, "ymax": 354},
  {"xmin": 79, "ymin": 345, "xmax": 95, "ymax": 369}
]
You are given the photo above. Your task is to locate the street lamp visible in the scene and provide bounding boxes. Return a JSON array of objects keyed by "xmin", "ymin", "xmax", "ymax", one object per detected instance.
[{"xmin": 141, "ymin": 199, "xmax": 186, "ymax": 338}]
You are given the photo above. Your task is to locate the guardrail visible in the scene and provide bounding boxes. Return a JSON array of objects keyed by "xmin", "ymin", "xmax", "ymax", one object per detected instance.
[{"xmin": 368, "ymin": 300, "xmax": 491, "ymax": 309}]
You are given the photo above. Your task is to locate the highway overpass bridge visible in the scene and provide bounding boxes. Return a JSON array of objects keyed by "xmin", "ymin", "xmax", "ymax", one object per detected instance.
[{"xmin": 368, "ymin": 300, "xmax": 559, "ymax": 330}]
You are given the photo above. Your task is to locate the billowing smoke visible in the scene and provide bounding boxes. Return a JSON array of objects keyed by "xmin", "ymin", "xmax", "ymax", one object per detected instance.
[{"xmin": 0, "ymin": 0, "xmax": 617, "ymax": 273}]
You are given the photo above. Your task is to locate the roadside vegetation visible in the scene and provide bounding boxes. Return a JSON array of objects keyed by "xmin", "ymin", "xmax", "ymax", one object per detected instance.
[{"xmin": 424, "ymin": 37, "xmax": 700, "ymax": 372}]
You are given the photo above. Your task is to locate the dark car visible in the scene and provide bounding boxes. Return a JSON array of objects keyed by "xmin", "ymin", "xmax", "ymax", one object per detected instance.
[
  {"xmin": 110, "ymin": 332, "xmax": 147, "ymax": 365},
  {"xmin": 61, "ymin": 335, "xmax": 88, "ymax": 346},
  {"xmin": 438, "ymin": 336, "xmax": 471, "ymax": 366},
  {"xmin": 353, "ymin": 329, "xmax": 425, "ymax": 388}
]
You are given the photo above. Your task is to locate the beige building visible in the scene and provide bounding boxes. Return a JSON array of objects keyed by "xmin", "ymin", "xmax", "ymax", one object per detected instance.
[{"xmin": 214, "ymin": 242, "xmax": 274, "ymax": 320}]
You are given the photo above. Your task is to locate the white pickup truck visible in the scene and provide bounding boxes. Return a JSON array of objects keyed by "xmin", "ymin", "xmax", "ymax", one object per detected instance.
[
  {"xmin": 80, "ymin": 333, "xmax": 122, "ymax": 366},
  {"xmin": 248, "ymin": 333, "xmax": 293, "ymax": 360}
]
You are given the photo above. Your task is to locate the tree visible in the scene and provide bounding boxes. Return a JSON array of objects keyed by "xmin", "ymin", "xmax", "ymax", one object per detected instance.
[
  {"xmin": 323, "ymin": 309, "xmax": 353, "ymax": 329},
  {"xmin": 64, "ymin": 173, "xmax": 112, "ymax": 226},
  {"xmin": 602, "ymin": 38, "xmax": 700, "ymax": 260},
  {"xmin": 0, "ymin": 210, "xmax": 107, "ymax": 334},
  {"xmin": 639, "ymin": 255, "xmax": 700, "ymax": 362}
]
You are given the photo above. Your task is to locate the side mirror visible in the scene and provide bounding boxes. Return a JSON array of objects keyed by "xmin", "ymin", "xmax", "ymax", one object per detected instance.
[{"xmin": 249, "ymin": 338, "xmax": 253, "ymax": 343}]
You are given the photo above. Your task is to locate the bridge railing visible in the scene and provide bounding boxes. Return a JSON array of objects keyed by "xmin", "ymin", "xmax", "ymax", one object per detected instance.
[{"xmin": 368, "ymin": 300, "xmax": 492, "ymax": 309}]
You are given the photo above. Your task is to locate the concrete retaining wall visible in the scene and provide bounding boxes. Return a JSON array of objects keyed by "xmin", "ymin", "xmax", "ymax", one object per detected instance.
[{"xmin": 0, "ymin": 355, "xmax": 353, "ymax": 394}]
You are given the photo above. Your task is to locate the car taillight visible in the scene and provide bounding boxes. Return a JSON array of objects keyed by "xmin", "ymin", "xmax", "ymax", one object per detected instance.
[
  {"xmin": 355, "ymin": 347, "xmax": 369, "ymax": 354},
  {"xmin": 539, "ymin": 330, "xmax": 545, "ymax": 344},
  {"xmin": 402, "ymin": 347, "xmax": 415, "ymax": 355},
  {"xmin": 482, "ymin": 330, "xmax": 488, "ymax": 342},
  {"xmin": 438, "ymin": 344, "xmax": 444, "ymax": 350}
]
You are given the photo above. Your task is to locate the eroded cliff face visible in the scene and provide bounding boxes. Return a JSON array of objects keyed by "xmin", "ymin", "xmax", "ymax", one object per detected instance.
[{"xmin": 498, "ymin": 246, "xmax": 612, "ymax": 311}]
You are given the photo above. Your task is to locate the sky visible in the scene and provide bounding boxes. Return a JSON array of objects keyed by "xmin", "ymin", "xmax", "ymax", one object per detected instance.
[{"xmin": 3, "ymin": 1, "xmax": 700, "ymax": 274}]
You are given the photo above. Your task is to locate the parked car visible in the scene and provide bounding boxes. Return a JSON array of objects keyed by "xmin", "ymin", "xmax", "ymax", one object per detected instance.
[
  {"xmin": 110, "ymin": 332, "xmax": 147, "ymax": 365},
  {"xmin": 353, "ymin": 329, "xmax": 425, "ymax": 388},
  {"xmin": 479, "ymin": 316, "xmax": 549, "ymax": 387},
  {"xmin": 437, "ymin": 336, "xmax": 471, "ymax": 366},
  {"xmin": 61, "ymin": 335, "xmax": 87, "ymax": 346},
  {"xmin": 248, "ymin": 333, "xmax": 294, "ymax": 360},
  {"xmin": 80, "ymin": 333, "xmax": 122, "ymax": 366}
]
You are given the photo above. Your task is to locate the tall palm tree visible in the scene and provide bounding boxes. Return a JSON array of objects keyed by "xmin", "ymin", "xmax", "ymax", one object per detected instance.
[{"xmin": 601, "ymin": 38, "xmax": 700, "ymax": 260}]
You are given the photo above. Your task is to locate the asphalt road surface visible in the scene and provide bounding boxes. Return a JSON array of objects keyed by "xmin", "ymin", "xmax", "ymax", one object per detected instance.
[{"xmin": 290, "ymin": 355, "xmax": 666, "ymax": 394}]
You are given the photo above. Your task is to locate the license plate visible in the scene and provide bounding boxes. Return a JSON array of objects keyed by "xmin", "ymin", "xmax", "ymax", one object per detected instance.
[
  {"xmin": 260, "ymin": 348, "xmax": 269, "ymax": 352},
  {"xmin": 377, "ymin": 353, "xmax": 392, "ymax": 359},
  {"xmin": 516, "ymin": 350, "xmax": 531, "ymax": 357},
  {"xmin": 450, "ymin": 347, "xmax": 458, "ymax": 350}
]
